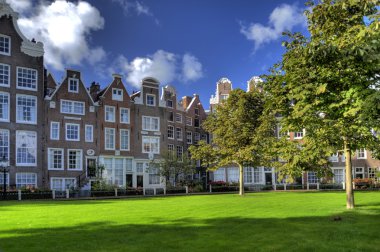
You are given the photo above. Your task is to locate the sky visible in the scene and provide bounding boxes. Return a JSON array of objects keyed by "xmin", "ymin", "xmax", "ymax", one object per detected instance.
[{"xmin": 6, "ymin": 0, "xmax": 309, "ymax": 108}]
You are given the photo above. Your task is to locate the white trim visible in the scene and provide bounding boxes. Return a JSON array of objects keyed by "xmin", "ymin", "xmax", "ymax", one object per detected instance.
[
  {"xmin": 0, "ymin": 63, "xmax": 10, "ymax": 87},
  {"xmin": 16, "ymin": 94, "xmax": 37, "ymax": 125},
  {"xmin": 47, "ymin": 148, "xmax": 64, "ymax": 170},
  {"xmin": 0, "ymin": 91, "xmax": 9, "ymax": 122},
  {"xmin": 357, "ymin": 149, "xmax": 367, "ymax": 159},
  {"xmin": 50, "ymin": 121, "xmax": 60, "ymax": 140},
  {"xmin": 16, "ymin": 173, "xmax": 37, "ymax": 188},
  {"xmin": 186, "ymin": 116, "xmax": 192, "ymax": 126},
  {"xmin": 0, "ymin": 34, "xmax": 11, "ymax": 56},
  {"xmin": 68, "ymin": 78, "xmax": 79, "ymax": 93},
  {"xmin": 120, "ymin": 107, "xmax": 130, "ymax": 124},
  {"xmin": 15, "ymin": 130, "xmax": 37, "ymax": 166},
  {"xmin": 16, "ymin": 66, "xmax": 38, "ymax": 91},
  {"xmin": 50, "ymin": 177, "xmax": 77, "ymax": 191},
  {"xmin": 176, "ymin": 113, "xmax": 183, "ymax": 123},
  {"xmin": 67, "ymin": 149, "xmax": 83, "ymax": 171},
  {"xmin": 167, "ymin": 125, "xmax": 174, "ymax": 139},
  {"xmin": 120, "ymin": 129, "xmax": 130, "ymax": 151},
  {"xmin": 105, "ymin": 105, "xmax": 116, "ymax": 122},
  {"xmin": 0, "ymin": 129, "xmax": 10, "ymax": 162},
  {"xmin": 112, "ymin": 88, "xmax": 123, "ymax": 101},
  {"xmin": 142, "ymin": 116, "xmax": 160, "ymax": 131},
  {"xmin": 294, "ymin": 129, "xmax": 305, "ymax": 139},
  {"xmin": 186, "ymin": 131, "xmax": 193, "ymax": 144},
  {"xmin": 146, "ymin": 93, "xmax": 156, "ymax": 106},
  {"xmin": 105, "ymin": 127, "xmax": 116, "ymax": 150},
  {"xmin": 65, "ymin": 123, "xmax": 80, "ymax": 141},
  {"xmin": 60, "ymin": 99, "xmax": 85, "ymax": 115},
  {"xmin": 176, "ymin": 127, "xmax": 183, "ymax": 141},
  {"xmin": 85, "ymin": 124, "xmax": 93, "ymax": 143},
  {"xmin": 142, "ymin": 136, "xmax": 160, "ymax": 154}
]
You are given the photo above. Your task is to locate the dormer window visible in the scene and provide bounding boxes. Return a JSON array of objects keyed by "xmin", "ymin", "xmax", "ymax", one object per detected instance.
[
  {"xmin": 68, "ymin": 78, "xmax": 79, "ymax": 93},
  {"xmin": 146, "ymin": 94, "xmax": 155, "ymax": 106},
  {"xmin": 167, "ymin": 100, "xmax": 173, "ymax": 108},
  {"xmin": 112, "ymin": 88, "xmax": 123, "ymax": 101},
  {"xmin": 0, "ymin": 35, "xmax": 10, "ymax": 56}
]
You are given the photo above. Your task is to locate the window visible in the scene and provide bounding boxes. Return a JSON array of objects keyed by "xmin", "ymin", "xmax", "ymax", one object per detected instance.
[
  {"xmin": 167, "ymin": 125, "xmax": 174, "ymax": 139},
  {"xmin": 146, "ymin": 94, "xmax": 155, "ymax": 106},
  {"xmin": 48, "ymin": 148, "xmax": 64, "ymax": 170},
  {"xmin": 148, "ymin": 164, "xmax": 160, "ymax": 184},
  {"xmin": 357, "ymin": 149, "xmax": 366, "ymax": 159},
  {"xmin": 51, "ymin": 178, "xmax": 76, "ymax": 191},
  {"xmin": 17, "ymin": 67, "xmax": 37, "ymax": 90},
  {"xmin": 354, "ymin": 167, "xmax": 364, "ymax": 179},
  {"xmin": 16, "ymin": 95, "xmax": 37, "ymax": 124},
  {"xmin": 294, "ymin": 130, "xmax": 304, "ymax": 139},
  {"xmin": 253, "ymin": 168, "xmax": 263, "ymax": 183},
  {"xmin": 65, "ymin": 123, "xmax": 80, "ymax": 141},
  {"xmin": 221, "ymin": 94, "xmax": 229, "ymax": 100},
  {"xmin": 0, "ymin": 129, "xmax": 9, "ymax": 161},
  {"xmin": 167, "ymin": 99, "xmax": 173, "ymax": 108},
  {"xmin": 307, "ymin": 172, "xmax": 319, "ymax": 184},
  {"xmin": 0, "ymin": 35, "xmax": 10, "ymax": 55},
  {"xmin": 0, "ymin": 92, "xmax": 9, "ymax": 122},
  {"xmin": 168, "ymin": 144, "xmax": 174, "ymax": 159},
  {"xmin": 194, "ymin": 118, "xmax": 200, "ymax": 128},
  {"xmin": 176, "ymin": 146, "xmax": 183, "ymax": 161},
  {"xmin": 102, "ymin": 158, "xmax": 131, "ymax": 186},
  {"xmin": 105, "ymin": 128, "xmax": 115, "ymax": 150},
  {"xmin": 60, "ymin": 100, "xmax": 85, "ymax": 115},
  {"xmin": 333, "ymin": 169, "xmax": 344, "ymax": 184},
  {"xmin": 186, "ymin": 131, "xmax": 192, "ymax": 144},
  {"xmin": 329, "ymin": 153, "xmax": 339, "ymax": 163},
  {"xmin": 50, "ymin": 122, "xmax": 60, "ymax": 140},
  {"xmin": 194, "ymin": 132, "xmax": 200, "ymax": 144},
  {"xmin": 195, "ymin": 108, "xmax": 199, "ymax": 115},
  {"xmin": 176, "ymin": 113, "xmax": 182, "ymax": 123},
  {"xmin": 67, "ymin": 149, "xmax": 82, "ymax": 170},
  {"xmin": 105, "ymin": 106, "xmax": 115, "ymax": 122},
  {"xmin": 16, "ymin": 173, "xmax": 37, "ymax": 189},
  {"xmin": 136, "ymin": 162, "xmax": 144, "ymax": 173},
  {"xmin": 0, "ymin": 63, "xmax": 10, "ymax": 87},
  {"xmin": 168, "ymin": 111, "xmax": 174, "ymax": 122},
  {"xmin": 16, "ymin": 131, "xmax": 37, "ymax": 166},
  {"xmin": 186, "ymin": 117, "xmax": 192, "ymax": 126},
  {"xmin": 244, "ymin": 167, "xmax": 253, "ymax": 183},
  {"xmin": 369, "ymin": 167, "xmax": 378, "ymax": 180},
  {"xmin": 142, "ymin": 136, "xmax": 159, "ymax": 154},
  {"xmin": 120, "ymin": 108, "xmax": 130, "ymax": 124},
  {"xmin": 142, "ymin": 116, "xmax": 159, "ymax": 131},
  {"xmin": 68, "ymin": 78, "xmax": 79, "ymax": 93},
  {"xmin": 227, "ymin": 168, "xmax": 239, "ymax": 182},
  {"xmin": 112, "ymin": 88, "xmax": 123, "ymax": 101},
  {"xmin": 85, "ymin": 125, "xmax": 93, "ymax": 142},
  {"xmin": 214, "ymin": 168, "xmax": 225, "ymax": 182},
  {"xmin": 0, "ymin": 173, "xmax": 9, "ymax": 188},
  {"xmin": 120, "ymin": 129, "xmax": 130, "ymax": 151},
  {"xmin": 176, "ymin": 128, "xmax": 182, "ymax": 141}
]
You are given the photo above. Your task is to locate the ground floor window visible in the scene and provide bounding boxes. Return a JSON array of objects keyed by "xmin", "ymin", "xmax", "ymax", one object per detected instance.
[
  {"xmin": 369, "ymin": 167, "xmax": 378, "ymax": 180},
  {"xmin": 244, "ymin": 167, "xmax": 253, "ymax": 183},
  {"xmin": 102, "ymin": 157, "xmax": 133, "ymax": 187},
  {"xmin": 354, "ymin": 167, "xmax": 364, "ymax": 179},
  {"xmin": 253, "ymin": 168, "xmax": 263, "ymax": 183},
  {"xmin": 0, "ymin": 172, "xmax": 9, "ymax": 189},
  {"xmin": 213, "ymin": 168, "xmax": 225, "ymax": 182},
  {"xmin": 333, "ymin": 168, "xmax": 344, "ymax": 184},
  {"xmin": 227, "ymin": 168, "xmax": 239, "ymax": 182},
  {"xmin": 307, "ymin": 172, "xmax": 319, "ymax": 184},
  {"xmin": 148, "ymin": 163, "xmax": 160, "ymax": 185},
  {"xmin": 51, "ymin": 177, "xmax": 76, "ymax": 191},
  {"xmin": 16, "ymin": 173, "xmax": 37, "ymax": 189}
]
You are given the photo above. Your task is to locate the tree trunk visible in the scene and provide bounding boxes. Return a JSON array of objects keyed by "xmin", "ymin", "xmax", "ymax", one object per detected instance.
[
  {"xmin": 343, "ymin": 138, "xmax": 355, "ymax": 209},
  {"xmin": 239, "ymin": 164, "xmax": 245, "ymax": 196}
]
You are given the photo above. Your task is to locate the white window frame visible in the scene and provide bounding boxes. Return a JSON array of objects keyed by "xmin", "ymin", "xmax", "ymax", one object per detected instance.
[
  {"xmin": 48, "ymin": 148, "xmax": 64, "ymax": 170},
  {"xmin": 16, "ymin": 130, "xmax": 37, "ymax": 166},
  {"xmin": 67, "ymin": 149, "xmax": 83, "ymax": 171},
  {"xmin": 50, "ymin": 177, "xmax": 76, "ymax": 191},
  {"xmin": 354, "ymin": 167, "xmax": 364, "ymax": 178},
  {"xmin": 65, "ymin": 123, "xmax": 80, "ymax": 141},
  {"xmin": 0, "ymin": 63, "xmax": 10, "ymax": 87},
  {"xmin": 294, "ymin": 129, "xmax": 305, "ymax": 139},
  {"xmin": 105, "ymin": 127, "xmax": 116, "ymax": 150},
  {"xmin": 142, "ymin": 136, "xmax": 160, "ymax": 154},
  {"xmin": 0, "ymin": 92, "xmax": 9, "ymax": 122},
  {"xmin": 0, "ymin": 129, "xmax": 9, "ymax": 162},
  {"xmin": 167, "ymin": 99, "xmax": 173, "ymax": 108},
  {"xmin": 105, "ymin": 105, "xmax": 116, "ymax": 122},
  {"xmin": 168, "ymin": 125, "xmax": 174, "ymax": 139},
  {"xmin": 16, "ymin": 173, "xmax": 37, "ymax": 189},
  {"xmin": 0, "ymin": 172, "xmax": 9, "ymax": 187},
  {"xmin": 142, "ymin": 116, "xmax": 160, "ymax": 131},
  {"xmin": 0, "ymin": 34, "xmax": 11, "ymax": 56},
  {"xmin": 85, "ymin": 124, "xmax": 93, "ymax": 142},
  {"xmin": 16, "ymin": 94, "xmax": 37, "ymax": 124},
  {"xmin": 176, "ymin": 127, "xmax": 183, "ymax": 141},
  {"xmin": 186, "ymin": 131, "xmax": 192, "ymax": 144},
  {"xmin": 68, "ymin": 78, "xmax": 79, "ymax": 93},
  {"xmin": 120, "ymin": 107, "xmax": 130, "ymax": 124},
  {"xmin": 60, "ymin": 100, "xmax": 85, "ymax": 115},
  {"xmin": 176, "ymin": 113, "xmax": 183, "ymax": 123},
  {"xmin": 186, "ymin": 116, "xmax": 192, "ymax": 126},
  {"xmin": 120, "ymin": 129, "xmax": 130, "ymax": 151},
  {"xmin": 357, "ymin": 149, "xmax": 367, "ymax": 159},
  {"xmin": 329, "ymin": 152, "xmax": 339, "ymax": 163},
  {"xmin": 112, "ymin": 88, "xmax": 123, "ymax": 101},
  {"xmin": 50, "ymin": 121, "xmax": 60, "ymax": 140},
  {"xmin": 176, "ymin": 145, "xmax": 183, "ymax": 161},
  {"xmin": 146, "ymin": 94, "xmax": 156, "ymax": 106},
  {"xmin": 16, "ymin": 66, "xmax": 38, "ymax": 91}
]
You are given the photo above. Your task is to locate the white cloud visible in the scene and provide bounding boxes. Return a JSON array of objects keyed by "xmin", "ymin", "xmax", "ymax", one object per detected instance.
[
  {"xmin": 12, "ymin": 0, "xmax": 105, "ymax": 70},
  {"xmin": 112, "ymin": 0, "xmax": 152, "ymax": 16},
  {"xmin": 5, "ymin": 0, "xmax": 31, "ymax": 14},
  {"xmin": 240, "ymin": 4, "xmax": 306, "ymax": 50},
  {"xmin": 182, "ymin": 54, "xmax": 203, "ymax": 82},
  {"xmin": 112, "ymin": 50, "xmax": 204, "ymax": 88}
]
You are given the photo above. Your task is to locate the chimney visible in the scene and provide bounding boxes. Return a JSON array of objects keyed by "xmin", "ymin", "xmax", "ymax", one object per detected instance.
[
  {"xmin": 112, "ymin": 73, "xmax": 123, "ymax": 80},
  {"xmin": 182, "ymin": 96, "xmax": 193, "ymax": 110},
  {"xmin": 90, "ymin": 81, "xmax": 100, "ymax": 98}
]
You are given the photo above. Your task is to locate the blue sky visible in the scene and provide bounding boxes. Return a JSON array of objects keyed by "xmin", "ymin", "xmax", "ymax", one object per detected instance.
[{"xmin": 7, "ymin": 0, "xmax": 309, "ymax": 108}]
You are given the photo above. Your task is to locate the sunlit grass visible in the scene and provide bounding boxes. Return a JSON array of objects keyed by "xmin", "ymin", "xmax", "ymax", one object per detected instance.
[{"xmin": 0, "ymin": 191, "xmax": 379, "ymax": 251}]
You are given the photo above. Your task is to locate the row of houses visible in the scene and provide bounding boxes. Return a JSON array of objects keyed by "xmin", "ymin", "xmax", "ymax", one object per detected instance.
[{"xmin": 0, "ymin": 2, "xmax": 208, "ymax": 191}]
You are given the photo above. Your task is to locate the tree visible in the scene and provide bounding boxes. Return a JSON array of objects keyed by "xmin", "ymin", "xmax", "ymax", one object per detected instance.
[
  {"xmin": 264, "ymin": 0, "xmax": 380, "ymax": 209},
  {"xmin": 189, "ymin": 89, "xmax": 275, "ymax": 195}
]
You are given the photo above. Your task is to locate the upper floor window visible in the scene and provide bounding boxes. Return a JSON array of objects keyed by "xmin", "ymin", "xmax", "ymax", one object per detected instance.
[
  {"xmin": 112, "ymin": 88, "xmax": 123, "ymax": 101},
  {"xmin": 186, "ymin": 131, "xmax": 192, "ymax": 144},
  {"xmin": 105, "ymin": 128, "xmax": 115, "ymax": 150},
  {"xmin": 294, "ymin": 130, "xmax": 304, "ymax": 139},
  {"xmin": 120, "ymin": 108, "xmax": 130, "ymax": 124},
  {"xmin": 195, "ymin": 108, "xmax": 199, "ymax": 115},
  {"xmin": 176, "ymin": 113, "xmax": 182, "ymax": 123},
  {"xmin": 66, "ymin": 123, "xmax": 80, "ymax": 141},
  {"xmin": 142, "ymin": 116, "xmax": 159, "ymax": 131},
  {"xmin": 167, "ymin": 100, "xmax": 173, "ymax": 108},
  {"xmin": 0, "ymin": 35, "xmax": 10, "ymax": 56},
  {"xmin": 48, "ymin": 148, "xmax": 64, "ymax": 170},
  {"xmin": 68, "ymin": 78, "xmax": 79, "ymax": 93},
  {"xmin": 120, "ymin": 129, "xmax": 130, "ymax": 151},
  {"xmin": 142, "ymin": 136, "xmax": 159, "ymax": 154},
  {"xmin": 168, "ymin": 111, "xmax": 174, "ymax": 122},
  {"xmin": 357, "ymin": 149, "xmax": 366, "ymax": 159},
  {"xmin": 146, "ymin": 94, "xmax": 155, "ymax": 106},
  {"xmin": 16, "ymin": 131, "xmax": 37, "ymax": 166},
  {"xmin": 61, "ymin": 100, "xmax": 85, "ymax": 115},
  {"xmin": 194, "ymin": 132, "xmax": 200, "ymax": 144},
  {"xmin": 176, "ymin": 127, "xmax": 183, "ymax": 141},
  {"xmin": 16, "ymin": 94, "xmax": 37, "ymax": 124},
  {"xmin": 194, "ymin": 118, "xmax": 200, "ymax": 128},
  {"xmin": 176, "ymin": 146, "xmax": 183, "ymax": 161},
  {"xmin": 105, "ymin": 106, "xmax": 115, "ymax": 122},
  {"xmin": 67, "ymin": 149, "xmax": 82, "ymax": 170},
  {"xmin": 85, "ymin": 125, "xmax": 93, "ymax": 142},
  {"xmin": 168, "ymin": 125, "xmax": 174, "ymax": 139},
  {"xmin": 17, "ymin": 67, "xmax": 37, "ymax": 91},
  {"xmin": 50, "ymin": 122, "xmax": 60, "ymax": 140},
  {"xmin": 0, "ymin": 129, "xmax": 9, "ymax": 162},
  {"xmin": 0, "ymin": 64, "xmax": 10, "ymax": 87},
  {"xmin": 0, "ymin": 92, "xmax": 9, "ymax": 122},
  {"xmin": 186, "ymin": 117, "xmax": 192, "ymax": 126},
  {"xmin": 221, "ymin": 94, "xmax": 229, "ymax": 101}
]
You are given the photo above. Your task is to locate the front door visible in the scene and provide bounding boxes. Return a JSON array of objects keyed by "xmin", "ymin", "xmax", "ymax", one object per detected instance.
[
  {"xmin": 126, "ymin": 174, "xmax": 133, "ymax": 188},
  {"xmin": 137, "ymin": 175, "xmax": 143, "ymax": 188},
  {"xmin": 265, "ymin": 173, "xmax": 273, "ymax": 185},
  {"xmin": 87, "ymin": 158, "xmax": 96, "ymax": 177}
]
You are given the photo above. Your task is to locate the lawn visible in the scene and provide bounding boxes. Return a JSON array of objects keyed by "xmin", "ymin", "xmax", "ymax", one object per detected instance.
[{"xmin": 0, "ymin": 191, "xmax": 379, "ymax": 252}]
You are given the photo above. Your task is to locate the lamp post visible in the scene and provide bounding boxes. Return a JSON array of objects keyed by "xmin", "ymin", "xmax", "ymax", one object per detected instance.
[{"xmin": 0, "ymin": 156, "xmax": 9, "ymax": 200}]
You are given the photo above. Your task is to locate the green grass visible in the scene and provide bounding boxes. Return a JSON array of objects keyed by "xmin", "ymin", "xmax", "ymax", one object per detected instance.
[{"xmin": 0, "ymin": 191, "xmax": 379, "ymax": 252}]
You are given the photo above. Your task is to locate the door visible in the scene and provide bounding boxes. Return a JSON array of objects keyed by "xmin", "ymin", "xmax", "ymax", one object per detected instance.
[
  {"xmin": 265, "ymin": 173, "xmax": 273, "ymax": 185},
  {"xmin": 137, "ymin": 175, "xmax": 143, "ymax": 188},
  {"xmin": 126, "ymin": 174, "xmax": 133, "ymax": 188},
  {"xmin": 87, "ymin": 158, "xmax": 96, "ymax": 177}
]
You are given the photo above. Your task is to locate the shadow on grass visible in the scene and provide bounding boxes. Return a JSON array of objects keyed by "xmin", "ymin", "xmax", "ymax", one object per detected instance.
[{"xmin": 1, "ymin": 210, "xmax": 380, "ymax": 252}]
